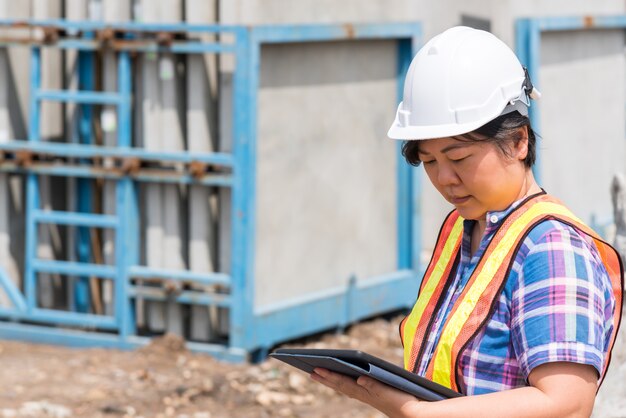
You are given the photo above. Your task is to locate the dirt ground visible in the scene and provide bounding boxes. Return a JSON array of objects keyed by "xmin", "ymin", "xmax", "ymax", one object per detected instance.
[{"xmin": 0, "ymin": 314, "xmax": 624, "ymax": 418}]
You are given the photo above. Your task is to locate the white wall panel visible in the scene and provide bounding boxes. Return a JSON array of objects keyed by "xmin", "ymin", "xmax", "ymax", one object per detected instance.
[
  {"xmin": 255, "ymin": 40, "xmax": 398, "ymax": 308},
  {"xmin": 539, "ymin": 30, "xmax": 625, "ymax": 229}
]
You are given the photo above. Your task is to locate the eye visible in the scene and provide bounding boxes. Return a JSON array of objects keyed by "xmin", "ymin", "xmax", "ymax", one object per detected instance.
[
  {"xmin": 422, "ymin": 159, "xmax": 436, "ymax": 165},
  {"xmin": 450, "ymin": 155, "xmax": 470, "ymax": 163}
]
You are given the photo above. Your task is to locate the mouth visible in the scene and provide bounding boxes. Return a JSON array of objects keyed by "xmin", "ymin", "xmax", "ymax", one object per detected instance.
[{"xmin": 449, "ymin": 195, "xmax": 471, "ymax": 205}]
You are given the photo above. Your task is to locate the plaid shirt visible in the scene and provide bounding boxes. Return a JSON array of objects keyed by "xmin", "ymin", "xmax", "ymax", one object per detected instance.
[{"xmin": 416, "ymin": 199, "xmax": 616, "ymax": 395}]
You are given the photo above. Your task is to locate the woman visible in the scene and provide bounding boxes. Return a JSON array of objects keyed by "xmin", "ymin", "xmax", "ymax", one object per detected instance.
[{"xmin": 310, "ymin": 26, "xmax": 623, "ymax": 418}]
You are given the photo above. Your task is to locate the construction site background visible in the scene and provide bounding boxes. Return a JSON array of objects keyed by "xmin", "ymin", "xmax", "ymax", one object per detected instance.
[{"xmin": 0, "ymin": 1, "xmax": 624, "ymax": 417}]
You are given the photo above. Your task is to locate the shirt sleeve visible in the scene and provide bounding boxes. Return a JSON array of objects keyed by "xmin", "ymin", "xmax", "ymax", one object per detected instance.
[{"xmin": 510, "ymin": 221, "xmax": 615, "ymax": 379}]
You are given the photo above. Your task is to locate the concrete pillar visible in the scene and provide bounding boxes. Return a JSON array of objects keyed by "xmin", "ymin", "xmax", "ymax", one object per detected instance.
[
  {"xmin": 33, "ymin": 0, "xmax": 63, "ymax": 309},
  {"xmin": 138, "ymin": 0, "xmax": 187, "ymax": 335},
  {"xmin": 185, "ymin": 0, "xmax": 219, "ymax": 341},
  {"xmin": 217, "ymin": 0, "xmax": 235, "ymax": 336},
  {"xmin": 0, "ymin": 0, "xmax": 21, "ymax": 307},
  {"xmin": 159, "ymin": 0, "xmax": 185, "ymax": 336},
  {"xmin": 138, "ymin": 0, "xmax": 166, "ymax": 331}
]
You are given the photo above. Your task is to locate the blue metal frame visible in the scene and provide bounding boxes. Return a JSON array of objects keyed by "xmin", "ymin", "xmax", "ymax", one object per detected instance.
[
  {"xmin": 235, "ymin": 23, "xmax": 423, "ymax": 355},
  {"xmin": 0, "ymin": 20, "xmax": 422, "ymax": 362},
  {"xmin": 24, "ymin": 47, "xmax": 41, "ymax": 315},
  {"xmin": 515, "ymin": 15, "xmax": 626, "ymax": 184},
  {"xmin": 75, "ymin": 41, "xmax": 95, "ymax": 313}
]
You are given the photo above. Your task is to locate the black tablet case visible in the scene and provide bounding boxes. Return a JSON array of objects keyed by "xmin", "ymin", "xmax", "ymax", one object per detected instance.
[{"xmin": 270, "ymin": 348, "xmax": 462, "ymax": 402}]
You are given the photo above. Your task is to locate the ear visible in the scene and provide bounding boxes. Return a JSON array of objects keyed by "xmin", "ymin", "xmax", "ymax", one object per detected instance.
[{"xmin": 513, "ymin": 127, "xmax": 529, "ymax": 161}]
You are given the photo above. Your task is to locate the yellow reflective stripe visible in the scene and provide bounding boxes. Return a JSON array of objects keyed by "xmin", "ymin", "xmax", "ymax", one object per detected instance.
[
  {"xmin": 403, "ymin": 216, "xmax": 464, "ymax": 369},
  {"xmin": 431, "ymin": 202, "xmax": 580, "ymax": 386}
]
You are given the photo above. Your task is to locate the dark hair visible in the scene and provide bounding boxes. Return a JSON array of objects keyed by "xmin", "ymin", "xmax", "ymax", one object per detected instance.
[{"xmin": 401, "ymin": 111, "xmax": 537, "ymax": 168}]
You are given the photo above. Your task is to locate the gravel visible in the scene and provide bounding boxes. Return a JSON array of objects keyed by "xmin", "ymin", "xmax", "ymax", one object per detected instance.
[{"xmin": 0, "ymin": 313, "xmax": 622, "ymax": 417}]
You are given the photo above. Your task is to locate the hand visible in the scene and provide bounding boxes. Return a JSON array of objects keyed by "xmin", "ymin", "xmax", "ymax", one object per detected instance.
[{"xmin": 310, "ymin": 368, "xmax": 422, "ymax": 418}]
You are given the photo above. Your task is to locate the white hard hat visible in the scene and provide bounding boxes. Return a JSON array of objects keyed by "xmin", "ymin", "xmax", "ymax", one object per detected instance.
[{"xmin": 388, "ymin": 26, "xmax": 540, "ymax": 140}]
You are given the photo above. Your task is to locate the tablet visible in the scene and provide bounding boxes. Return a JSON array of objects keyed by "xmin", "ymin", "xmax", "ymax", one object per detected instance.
[{"xmin": 270, "ymin": 348, "xmax": 462, "ymax": 401}]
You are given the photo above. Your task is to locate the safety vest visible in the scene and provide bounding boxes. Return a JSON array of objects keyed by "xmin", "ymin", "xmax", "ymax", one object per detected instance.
[{"xmin": 400, "ymin": 192, "xmax": 624, "ymax": 393}]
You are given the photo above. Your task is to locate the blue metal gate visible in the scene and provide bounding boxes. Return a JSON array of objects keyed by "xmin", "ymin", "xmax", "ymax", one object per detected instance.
[{"xmin": 0, "ymin": 19, "xmax": 422, "ymax": 361}]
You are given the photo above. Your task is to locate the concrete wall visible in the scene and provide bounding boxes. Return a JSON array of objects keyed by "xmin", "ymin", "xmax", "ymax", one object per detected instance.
[
  {"xmin": 254, "ymin": 40, "xmax": 398, "ymax": 309},
  {"xmin": 217, "ymin": 0, "xmax": 459, "ymax": 51},
  {"xmin": 221, "ymin": 0, "xmax": 422, "ymax": 25},
  {"xmin": 539, "ymin": 29, "xmax": 625, "ymax": 230}
]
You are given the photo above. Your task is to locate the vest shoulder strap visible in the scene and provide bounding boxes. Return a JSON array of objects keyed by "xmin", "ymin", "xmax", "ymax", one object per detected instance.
[{"xmin": 400, "ymin": 210, "xmax": 463, "ymax": 370}]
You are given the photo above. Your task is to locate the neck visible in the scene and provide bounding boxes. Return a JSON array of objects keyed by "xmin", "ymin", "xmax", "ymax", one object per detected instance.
[
  {"xmin": 516, "ymin": 169, "xmax": 542, "ymax": 202},
  {"xmin": 476, "ymin": 169, "xmax": 541, "ymax": 236}
]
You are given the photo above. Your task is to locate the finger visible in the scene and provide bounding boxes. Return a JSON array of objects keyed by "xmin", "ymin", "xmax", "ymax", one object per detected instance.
[
  {"xmin": 357, "ymin": 375, "xmax": 406, "ymax": 398},
  {"xmin": 356, "ymin": 375, "xmax": 382, "ymax": 392},
  {"xmin": 310, "ymin": 369, "xmax": 343, "ymax": 391},
  {"xmin": 357, "ymin": 375, "xmax": 423, "ymax": 409},
  {"xmin": 311, "ymin": 369, "xmax": 367, "ymax": 399},
  {"xmin": 312, "ymin": 368, "xmax": 350, "ymax": 387},
  {"xmin": 310, "ymin": 371, "xmax": 333, "ymax": 387},
  {"xmin": 312, "ymin": 370, "xmax": 421, "ymax": 416},
  {"xmin": 311, "ymin": 368, "xmax": 351, "ymax": 388}
]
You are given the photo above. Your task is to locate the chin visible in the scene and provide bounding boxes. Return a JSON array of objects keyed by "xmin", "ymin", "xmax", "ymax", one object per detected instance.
[{"xmin": 454, "ymin": 206, "xmax": 484, "ymax": 221}]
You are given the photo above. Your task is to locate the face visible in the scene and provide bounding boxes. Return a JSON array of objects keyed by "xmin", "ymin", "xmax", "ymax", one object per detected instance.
[{"xmin": 417, "ymin": 134, "xmax": 529, "ymax": 221}]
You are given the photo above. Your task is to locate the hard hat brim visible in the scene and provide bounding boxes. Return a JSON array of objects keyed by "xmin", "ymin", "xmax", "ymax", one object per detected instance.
[
  {"xmin": 387, "ymin": 99, "xmax": 529, "ymax": 141},
  {"xmin": 387, "ymin": 114, "xmax": 494, "ymax": 141}
]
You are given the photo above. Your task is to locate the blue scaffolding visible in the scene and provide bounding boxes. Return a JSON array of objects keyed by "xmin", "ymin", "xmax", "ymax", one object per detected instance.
[{"xmin": 0, "ymin": 19, "xmax": 422, "ymax": 361}]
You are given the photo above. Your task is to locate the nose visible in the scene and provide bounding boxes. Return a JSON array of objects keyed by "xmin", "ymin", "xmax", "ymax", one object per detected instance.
[{"xmin": 436, "ymin": 162, "xmax": 460, "ymax": 187}]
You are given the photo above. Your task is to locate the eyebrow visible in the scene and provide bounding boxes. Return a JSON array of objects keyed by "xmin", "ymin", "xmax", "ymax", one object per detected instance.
[{"xmin": 417, "ymin": 143, "xmax": 472, "ymax": 156}]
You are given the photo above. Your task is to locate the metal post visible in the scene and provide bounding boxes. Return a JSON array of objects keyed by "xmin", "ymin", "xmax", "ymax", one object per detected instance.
[
  {"xmin": 74, "ymin": 48, "xmax": 95, "ymax": 313},
  {"xmin": 396, "ymin": 38, "xmax": 413, "ymax": 271},
  {"xmin": 64, "ymin": 0, "xmax": 88, "ymax": 315},
  {"xmin": 117, "ymin": 53, "xmax": 132, "ymax": 150},
  {"xmin": 116, "ymin": 50, "xmax": 136, "ymax": 338},
  {"xmin": 515, "ymin": 19, "xmax": 542, "ymax": 184},
  {"xmin": 229, "ymin": 26, "xmax": 253, "ymax": 350},
  {"xmin": 527, "ymin": 20, "xmax": 542, "ymax": 184},
  {"xmin": 406, "ymin": 33, "xmax": 423, "ymax": 285},
  {"xmin": 24, "ymin": 46, "xmax": 42, "ymax": 313},
  {"xmin": 102, "ymin": 0, "xmax": 131, "ymax": 316}
]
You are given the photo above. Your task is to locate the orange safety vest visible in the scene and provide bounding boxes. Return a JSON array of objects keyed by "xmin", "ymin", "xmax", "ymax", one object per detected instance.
[{"xmin": 400, "ymin": 193, "xmax": 624, "ymax": 392}]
